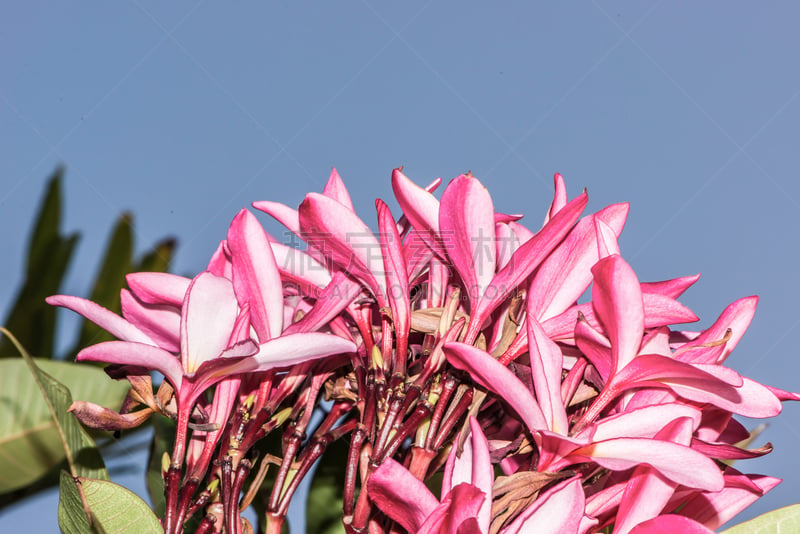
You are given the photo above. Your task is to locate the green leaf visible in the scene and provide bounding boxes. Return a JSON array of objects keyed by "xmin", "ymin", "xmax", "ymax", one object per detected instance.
[
  {"xmin": 72, "ymin": 213, "xmax": 134, "ymax": 355},
  {"xmin": 58, "ymin": 471, "xmax": 93, "ymax": 534},
  {"xmin": 0, "ymin": 169, "xmax": 81, "ymax": 358},
  {"xmin": 78, "ymin": 477, "xmax": 162, "ymax": 533},
  {"xmin": 305, "ymin": 435, "xmax": 348, "ymax": 534},
  {"xmin": 0, "ymin": 329, "xmax": 123, "ymax": 493},
  {"xmin": 135, "ymin": 237, "xmax": 176, "ymax": 273},
  {"xmin": 721, "ymin": 503, "xmax": 800, "ymax": 533},
  {"xmin": 146, "ymin": 415, "xmax": 175, "ymax": 518}
]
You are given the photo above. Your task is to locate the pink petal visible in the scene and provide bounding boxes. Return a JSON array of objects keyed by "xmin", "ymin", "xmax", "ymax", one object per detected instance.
[
  {"xmin": 77, "ymin": 341, "xmax": 183, "ymax": 391},
  {"xmin": 501, "ymin": 477, "xmax": 585, "ymax": 534},
  {"xmin": 528, "ymin": 203, "xmax": 628, "ymax": 321},
  {"xmin": 677, "ymin": 469, "xmax": 780, "ymax": 530},
  {"xmin": 542, "ymin": 293, "xmax": 698, "ymax": 343},
  {"xmin": 269, "ymin": 240, "xmax": 332, "ymax": 292},
  {"xmin": 573, "ymin": 437, "xmax": 723, "ymax": 491},
  {"xmin": 226, "ymin": 332, "xmax": 356, "ymax": 374},
  {"xmin": 46, "ymin": 295, "xmax": 156, "ymax": 345},
  {"xmin": 443, "ymin": 342, "xmax": 548, "ymax": 432},
  {"xmin": 283, "ymin": 272, "xmax": 362, "ymax": 334},
  {"xmin": 443, "ymin": 418, "xmax": 493, "ymax": 532},
  {"xmin": 181, "ymin": 273, "xmax": 240, "ymax": 374},
  {"xmin": 674, "ymin": 296, "xmax": 758, "ymax": 364},
  {"xmin": 419, "ymin": 484, "xmax": 486, "ymax": 534},
  {"xmin": 391, "ymin": 167, "xmax": 445, "ymax": 258},
  {"xmin": 368, "ymin": 458, "xmax": 439, "ymax": 533},
  {"xmin": 120, "ymin": 289, "xmax": 180, "ymax": 352},
  {"xmin": 376, "ymin": 199, "xmax": 411, "ymax": 361},
  {"xmin": 206, "ymin": 240, "xmax": 232, "ymax": 278},
  {"xmin": 544, "ymin": 172, "xmax": 568, "ymax": 223},
  {"xmin": 628, "ymin": 515, "xmax": 715, "ymax": 534},
  {"xmin": 299, "ymin": 192, "xmax": 386, "ymax": 299},
  {"xmin": 439, "ymin": 174, "xmax": 497, "ymax": 307},
  {"xmin": 586, "ymin": 403, "xmax": 701, "ymax": 442},
  {"xmin": 613, "ymin": 417, "xmax": 694, "ymax": 534},
  {"xmin": 591, "ymin": 254, "xmax": 644, "ymax": 375},
  {"xmin": 469, "ymin": 191, "xmax": 589, "ymax": 343},
  {"xmin": 640, "ymin": 273, "xmax": 700, "ymax": 299},
  {"xmin": 251, "ymin": 200, "xmax": 301, "ymax": 236},
  {"xmin": 125, "ymin": 272, "xmax": 191, "ymax": 307},
  {"xmin": 322, "ymin": 167, "xmax": 355, "ymax": 211},
  {"xmin": 527, "ymin": 313, "xmax": 569, "ymax": 434},
  {"xmin": 227, "ymin": 209, "xmax": 283, "ymax": 341}
]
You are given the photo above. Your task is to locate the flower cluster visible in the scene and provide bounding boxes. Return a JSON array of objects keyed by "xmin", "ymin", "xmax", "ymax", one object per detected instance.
[{"xmin": 50, "ymin": 169, "xmax": 798, "ymax": 534}]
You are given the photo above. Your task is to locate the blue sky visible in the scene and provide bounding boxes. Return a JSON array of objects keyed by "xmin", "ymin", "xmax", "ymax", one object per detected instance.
[{"xmin": 2, "ymin": 2, "xmax": 800, "ymax": 531}]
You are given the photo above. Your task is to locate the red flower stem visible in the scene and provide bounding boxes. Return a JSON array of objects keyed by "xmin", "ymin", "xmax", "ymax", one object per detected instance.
[
  {"xmin": 163, "ymin": 466, "xmax": 182, "ymax": 534},
  {"xmin": 371, "ymin": 393, "xmax": 404, "ymax": 462},
  {"xmin": 184, "ymin": 486, "xmax": 213, "ymax": 527},
  {"xmin": 343, "ymin": 425, "xmax": 367, "ymax": 517},
  {"xmin": 267, "ymin": 429, "xmax": 303, "ymax": 512},
  {"xmin": 277, "ymin": 435, "xmax": 330, "ymax": 516},
  {"xmin": 194, "ymin": 515, "xmax": 216, "ymax": 534},
  {"xmin": 378, "ymin": 403, "xmax": 432, "ymax": 463},
  {"xmin": 226, "ymin": 457, "xmax": 251, "ymax": 534},
  {"xmin": 174, "ymin": 477, "xmax": 199, "ymax": 531},
  {"xmin": 424, "ymin": 374, "xmax": 456, "ymax": 450},
  {"xmin": 572, "ymin": 381, "xmax": 619, "ymax": 435},
  {"xmin": 432, "ymin": 386, "xmax": 474, "ymax": 450},
  {"xmin": 220, "ymin": 456, "xmax": 236, "ymax": 534}
]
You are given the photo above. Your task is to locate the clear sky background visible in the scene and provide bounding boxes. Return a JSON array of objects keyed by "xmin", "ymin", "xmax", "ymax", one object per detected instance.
[{"xmin": 2, "ymin": 2, "xmax": 799, "ymax": 531}]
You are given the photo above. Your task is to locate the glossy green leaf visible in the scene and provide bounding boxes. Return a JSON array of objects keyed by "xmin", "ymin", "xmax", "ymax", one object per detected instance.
[
  {"xmin": 0, "ymin": 329, "xmax": 125, "ymax": 493},
  {"xmin": 79, "ymin": 477, "xmax": 162, "ymax": 533},
  {"xmin": 305, "ymin": 435, "xmax": 348, "ymax": 534},
  {"xmin": 146, "ymin": 415, "xmax": 175, "ymax": 518},
  {"xmin": 72, "ymin": 213, "xmax": 134, "ymax": 354},
  {"xmin": 135, "ymin": 237, "xmax": 176, "ymax": 273},
  {"xmin": 1, "ymin": 169, "xmax": 79, "ymax": 358},
  {"xmin": 721, "ymin": 503, "xmax": 800, "ymax": 533},
  {"xmin": 58, "ymin": 471, "xmax": 93, "ymax": 534}
]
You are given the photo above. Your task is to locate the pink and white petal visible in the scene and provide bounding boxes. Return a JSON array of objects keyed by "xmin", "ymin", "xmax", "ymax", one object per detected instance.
[
  {"xmin": 501, "ymin": 477, "xmax": 585, "ymax": 534},
  {"xmin": 628, "ymin": 515, "xmax": 716, "ymax": 534},
  {"xmin": 542, "ymin": 293, "xmax": 698, "ymax": 343},
  {"xmin": 444, "ymin": 342, "xmax": 548, "ymax": 432},
  {"xmin": 470, "ymin": 192, "xmax": 588, "ymax": 343},
  {"xmin": 120, "ymin": 289, "xmax": 180, "ymax": 352},
  {"xmin": 206, "ymin": 241, "xmax": 232, "ymax": 278},
  {"xmin": 391, "ymin": 167, "xmax": 445, "ymax": 258},
  {"xmin": 125, "ymin": 272, "xmax": 191, "ymax": 307},
  {"xmin": 613, "ymin": 417, "xmax": 694, "ymax": 534},
  {"xmin": 591, "ymin": 255, "xmax": 644, "ymax": 375},
  {"xmin": 528, "ymin": 203, "xmax": 628, "ymax": 322},
  {"xmin": 368, "ymin": 458, "xmax": 439, "ymax": 533},
  {"xmin": 227, "ymin": 209, "xmax": 283, "ymax": 341},
  {"xmin": 572, "ymin": 437, "xmax": 723, "ymax": 491},
  {"xmin": 544, "ymin": 172, "xmax": 568, "ymax": 223},
  {"xmin": 181, "ymin": 273, "xmax": 240, "ymax": 374},
  {"xmin": 283, "ymin": 272, "xmax": 363, "ymax": 334},
  {"xmin": 322, "ymin": 167, "xmax": 355, "ymax": 211},
  {"xmin": 573, "ymin": 315, "xmax": 613, "ymax": 385},
  {"xmin": 269, "ymin": 241, "xmax": 332, "ymax": 291},
  {"xmin": 77, "ymin": 341, "xmax": 183, "ymax": 391},
  {"xmin": 527, "ymin": 314, "xmax": 569, "ymax": 434},
  {"xmin": 299, "ymin": 192, "xmax": 386, "ymax": 299},
  {"xmin": 640, "ymin": 273, "xmax": 700, "ymax": 299},
  {"xmin": 677, "ymin": 469, "xmax": 780, "ymax": 530},
  {"xmin": 47, "ymin": 295, "xmax": 156, "ymax": 346},
  {"xmin": 674, "ymin": 296, "xmax": 758, "ymax": 363},
  {"xmin": 594, "ymin": 215, "xmax": 621, "ymax": 258},
  {"xmin": 376, "ymin": 199, "xmax": 411, "ymax": 356},
  {"xmin": 585, "ymin": 403, "xmax": 701, "ymax": 442},
  {"xmin": 419, "ymin": 484, "xmax": 486, "ymax": 534},
  {"xmin": 439, "ymin": 174, "xmax": 497, "ymax": 306},
  {"xmin": 252, "ymin": 200, "xmax": 301, "ymax": 236},
  {"xmin": 443, "ymin": 418, "xmax": 493, "ymax": 531},
  {"xmin": 226, "ymin": 332, "xmax": 356, "ymax": 374}
]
